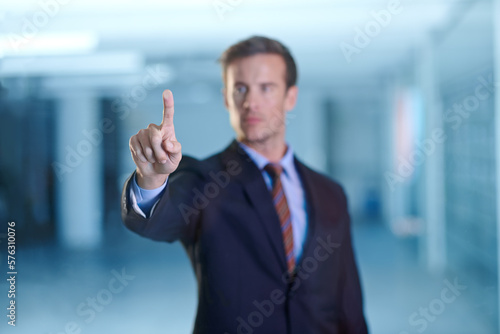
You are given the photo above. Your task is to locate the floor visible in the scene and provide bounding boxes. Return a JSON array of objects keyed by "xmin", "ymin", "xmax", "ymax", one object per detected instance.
[{"xmin": 0, "ymin": 215, "xmax": 496, "ymax": 334}]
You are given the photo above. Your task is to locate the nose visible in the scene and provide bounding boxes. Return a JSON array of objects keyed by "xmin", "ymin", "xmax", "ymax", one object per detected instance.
[{"xmin": 242, "ymin": 88, "xmax": 259, "ymax": 111}]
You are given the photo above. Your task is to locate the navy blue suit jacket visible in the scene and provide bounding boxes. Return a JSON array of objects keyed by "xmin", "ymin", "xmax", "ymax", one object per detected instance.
[{"xmin": 121, "ymin": 139, "xmax": 368, "ymax": 334}]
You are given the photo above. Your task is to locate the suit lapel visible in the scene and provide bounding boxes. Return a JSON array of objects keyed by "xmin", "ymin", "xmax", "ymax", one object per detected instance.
[
  {"xmin": 292, "ymin": 157, "xmax": 319, "ymax": 269},
  {"xmin": 220, "ymin": 140, "xmax": 287, "ymax": 273},
  {"xmin": 219, "ymin": 140, "xmax": 325, "ymax": 275}
]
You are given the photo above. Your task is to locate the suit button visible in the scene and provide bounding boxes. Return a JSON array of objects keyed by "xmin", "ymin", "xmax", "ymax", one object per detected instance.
[{"xmin": 287, "ymin": 279, "xmax": 297, "ymax": 298}]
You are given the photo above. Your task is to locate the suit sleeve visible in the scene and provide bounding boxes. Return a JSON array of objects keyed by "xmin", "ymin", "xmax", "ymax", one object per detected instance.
[
  {"xmin": 129, "ymin": 174, "xmax": 168, "ymax": 218},
  {"xmin": 337, "ymin": 187, "xmax": 369, "ymax": 333},
  {"xmin": 120, "ymin": 156, "xmax": 205, "ymax": 244}
]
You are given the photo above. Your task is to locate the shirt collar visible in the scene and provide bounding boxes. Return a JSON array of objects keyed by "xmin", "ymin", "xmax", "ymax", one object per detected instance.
[{"xmin": 237, "ymin": 140, "xmax": 295, "ymax": 177}]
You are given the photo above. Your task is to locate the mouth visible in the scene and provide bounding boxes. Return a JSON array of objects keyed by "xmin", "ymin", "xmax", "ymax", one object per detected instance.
[{"xmin": 243, "ymin": 116, "xmax": 262, "ymax": 125}]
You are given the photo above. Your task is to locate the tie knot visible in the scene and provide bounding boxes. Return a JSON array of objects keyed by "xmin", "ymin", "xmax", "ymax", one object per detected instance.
[{"xmin": 264, "ymin": 163, "xmax": 283, "ymax": 180}]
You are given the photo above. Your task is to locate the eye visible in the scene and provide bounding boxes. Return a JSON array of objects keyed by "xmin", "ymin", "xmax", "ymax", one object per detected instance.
[
  {"xmin": 235, "ymin": 85, "xmax": 247, "ymax": 94},
  {"xmin": 261, "ymin": 84, "xmax": 272, "ymax": 93}
]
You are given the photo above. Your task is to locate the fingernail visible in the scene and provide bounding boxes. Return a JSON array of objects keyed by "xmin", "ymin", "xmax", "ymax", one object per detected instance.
[
  {"xmin": 167, "ymin": 141, "xmax": 174, "ymax": 149},
  {"xmin": 160, "ymin": 159, "xmax": 167, "ymax": 164}
]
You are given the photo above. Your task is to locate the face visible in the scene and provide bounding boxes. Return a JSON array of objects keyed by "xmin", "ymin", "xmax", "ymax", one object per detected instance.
[{"xmin": 223, "ymin": 54, "xmax": 298, "ymax": 145}]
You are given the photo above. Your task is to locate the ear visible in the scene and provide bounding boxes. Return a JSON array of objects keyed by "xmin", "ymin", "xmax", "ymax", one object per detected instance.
[
  {"xmin": 222, "ymin": 87, "xmax": 229, "ymax": 110},
  {"xmin": 284, "ymin": 85, "xmax": 298, "ymax": 112}
]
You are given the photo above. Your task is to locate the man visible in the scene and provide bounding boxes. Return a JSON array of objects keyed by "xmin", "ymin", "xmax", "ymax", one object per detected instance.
[{"xmin": 121, "ymin": 36, "xmax": 368, "ymax": 333}]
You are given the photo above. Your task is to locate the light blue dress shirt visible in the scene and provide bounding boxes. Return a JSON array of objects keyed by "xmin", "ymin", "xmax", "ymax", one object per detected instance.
[
  {"xmin": 130, "ymin": 174, "xmax": 168, "ymax": 217},
  {"xmin": 237, "ymin": 142, "xmax": 308, "ymax": 261},
  {"xmin": 131, "ymin": 141, "xmax": 309, "ymax": 260}
]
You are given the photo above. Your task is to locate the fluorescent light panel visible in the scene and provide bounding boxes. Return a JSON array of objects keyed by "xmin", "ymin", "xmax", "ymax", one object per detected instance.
[{"xmin": 0, "ymin": 31, "xmax": 98, "ymax": 57}]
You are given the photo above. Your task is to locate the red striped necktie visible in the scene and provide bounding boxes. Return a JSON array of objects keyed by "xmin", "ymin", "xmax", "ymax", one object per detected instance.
[{"xmin": 264, "ymin": 163, "xmax": 295, "ymax": 277}]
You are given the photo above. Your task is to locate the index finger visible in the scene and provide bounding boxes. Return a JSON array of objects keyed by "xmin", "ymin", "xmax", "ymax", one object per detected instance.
[{"xmin": 161, "ymin": 89, "xmax": 174, "ymax": 128}]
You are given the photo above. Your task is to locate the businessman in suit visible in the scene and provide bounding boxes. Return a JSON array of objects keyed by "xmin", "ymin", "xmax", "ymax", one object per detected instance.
[{"xmin": 121, "ymin": 36, "xmax": 368, "ymax": 333}]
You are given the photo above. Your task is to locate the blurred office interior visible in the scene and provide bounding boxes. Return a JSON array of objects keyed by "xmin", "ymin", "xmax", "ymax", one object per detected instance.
[{"xmin": 1, "ymin": 0, "xmax": 500, "ymax": 333}]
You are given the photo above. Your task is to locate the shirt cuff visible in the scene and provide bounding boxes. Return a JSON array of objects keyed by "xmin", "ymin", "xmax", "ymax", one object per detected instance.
[{"xmin": 129, "ymin": 174, "xmax": 168, "ymax": 218}]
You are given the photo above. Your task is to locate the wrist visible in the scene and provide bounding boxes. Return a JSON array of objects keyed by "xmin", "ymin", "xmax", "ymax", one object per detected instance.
[{"xmin": 136, "ymin": 170, "xmax": 168, "ymax": 189}]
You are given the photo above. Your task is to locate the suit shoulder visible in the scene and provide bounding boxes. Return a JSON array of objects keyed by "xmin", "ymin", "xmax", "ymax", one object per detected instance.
[
  {"xmin": 298, "ymin": 162, "xmax": 348, "ymax": 206},
  {"xmin": 171, "ymin": 155, "xmax": 205, "ymax": 182},
  {"xmin": 175, "ymin": 151, "xmax": 224, "ymax": 178},
  {"xmin": 177, "ymin": 154, "xmax": 201, "ymax": 172},
  {"xmin": 200, "ymin": 150, "xmax": 225, "ymax": 170}
]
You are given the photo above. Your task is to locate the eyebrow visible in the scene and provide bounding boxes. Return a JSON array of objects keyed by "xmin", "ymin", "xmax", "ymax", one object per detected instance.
[{"xmin": 233, "ymin": 82, "xmax": 278, "ymax": 86}]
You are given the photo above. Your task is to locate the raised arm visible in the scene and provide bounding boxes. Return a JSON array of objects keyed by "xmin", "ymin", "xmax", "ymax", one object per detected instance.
[
  {"xmin": 129, "ymin": 89, "xmax": 182, "ymax": 189},
  {"xmin": 122, "ymin": 90, "xmax": 202, "ymax": 243}
]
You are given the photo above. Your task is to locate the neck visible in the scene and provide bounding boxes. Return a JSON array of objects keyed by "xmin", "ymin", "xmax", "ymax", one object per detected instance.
[{"xmin": 239, "ymin": 136, "xmax": 287, "ymax": 163}]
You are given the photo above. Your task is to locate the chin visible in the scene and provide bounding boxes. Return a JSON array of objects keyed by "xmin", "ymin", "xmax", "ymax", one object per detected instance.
[
  {"xmin": 239, "ymin": 124, "xmax": 275, "ymax": 143},
  {"xmin": 244, "ymin": 132, "xmax": 270, "ymax": 144}
]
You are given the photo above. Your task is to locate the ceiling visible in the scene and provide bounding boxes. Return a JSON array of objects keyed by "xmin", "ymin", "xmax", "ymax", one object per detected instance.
[{"xmin": 0, "ymin": 0, "xmax": 483, "ymax": 97}]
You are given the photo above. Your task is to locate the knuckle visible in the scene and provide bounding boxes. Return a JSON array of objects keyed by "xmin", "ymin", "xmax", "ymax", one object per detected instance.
[
  {"xmin": 150, "ymin": 135, "xmax": 161, "ymax": 145},
  {"xmin": 137, "ymin": 129, "xmax": 148, "ymax": 138},
  {"xmin": 129, "ymin": 138, "xmax": 139, "ymax": 150}
]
